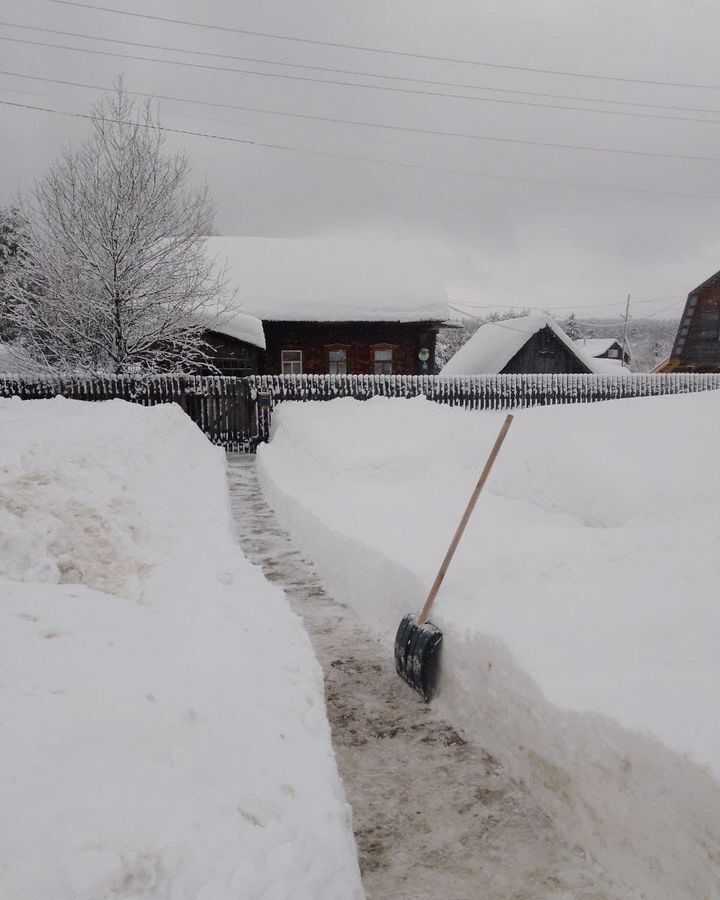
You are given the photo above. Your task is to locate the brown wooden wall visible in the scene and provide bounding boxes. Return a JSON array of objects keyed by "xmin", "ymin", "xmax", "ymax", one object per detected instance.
[
  {"xmin": 202, "ymin": 330, "xmax": 260, "ymax": 376},
  {"xmin": 260, "ymin": 321, "xmax": 439, "ymax": 375},
  {"xmin": 502, "ymin": 326, "xmax": 592, "ymax": 374},
  {"xmin": 670, "ymin": 282, "xmax": 720, "ymax": 372}
]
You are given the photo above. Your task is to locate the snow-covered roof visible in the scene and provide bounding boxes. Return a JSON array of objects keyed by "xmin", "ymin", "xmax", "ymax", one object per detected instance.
[
  {"xmin": 441, "ymin": 314, "xmax": 603, "ymax": 375},
  {"xmin": 204, "ymin": 237, "xmax": 449, "ymax": 323},
  {"xmin": 574, "ymin": 337, "xmax": 622, "ymax": 357},
  {"xmin": 196, "ymin": 309, "xmax": 266, "ymax": 350}
]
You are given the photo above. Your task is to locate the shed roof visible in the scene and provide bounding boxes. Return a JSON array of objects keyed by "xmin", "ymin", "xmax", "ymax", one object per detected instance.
[
  {"xmin": 196, "ymin": 308, "xmax": 266, "ymax": 350},
  {"xmin": 440, "ymin": 314, "xmax": 608, "ymax": 375},
  {"xmin": 205, "ymin": 237, "xmax": 449, "ymax": 323},
  {"xmin": 574, "ymin": 337, "xmax": 622, "ymax": 358}
]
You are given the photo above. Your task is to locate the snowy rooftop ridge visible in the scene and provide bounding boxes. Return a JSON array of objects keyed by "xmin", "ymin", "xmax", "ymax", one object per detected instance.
[
  {"xmin": 574, "ymin": 337, "xmax": 622, "ymax": 357},
  {"xmin": 195, "ymin": 308, "xmax": 265, "ymax": 350},
  {"xmin": 440, "ymin": 314, "xmax": 605, "ymax": 375},
  {"xmin": 205, "ymin": 236, "xmax": 450, "ymax": 323}
]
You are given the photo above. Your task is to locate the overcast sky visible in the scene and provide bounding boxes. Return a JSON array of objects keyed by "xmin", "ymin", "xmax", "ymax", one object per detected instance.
[{"xmin": 3, "ymin": 0, "xmax": 720, "ymax": 320}]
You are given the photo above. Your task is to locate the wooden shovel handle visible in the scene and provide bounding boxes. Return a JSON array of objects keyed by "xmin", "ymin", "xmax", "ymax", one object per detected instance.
[{"xmin": 417, "ymin": 414, "xmax": 514, "ymax": 625}]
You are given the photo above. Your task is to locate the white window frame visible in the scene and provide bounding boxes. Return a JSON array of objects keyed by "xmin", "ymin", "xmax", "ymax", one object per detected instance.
[
  {"xmin": 372, "ymin": 346, "xmax": 394, "ymax": 375},
  {"xmin": 327, "ymin": 347, "xmax": 348, "ymax": 375},
  {"xmin": 281, "ymin": 349, "xmax": 303, "ymax": 375}
]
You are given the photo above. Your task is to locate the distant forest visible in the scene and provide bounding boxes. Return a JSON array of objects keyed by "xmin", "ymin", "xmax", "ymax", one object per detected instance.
[{"xmin": 436, "ymin": 310, "xmax": 680, "ymax": 373}]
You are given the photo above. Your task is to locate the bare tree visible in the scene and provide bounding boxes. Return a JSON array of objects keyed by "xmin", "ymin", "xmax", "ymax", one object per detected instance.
[
  {"xmin": 4, "ymin": 83, "xmax": 226, "ymax": 373},
  {"xmin": 0, "ymin": 205, "xmax": 27, "ymax": 342}
]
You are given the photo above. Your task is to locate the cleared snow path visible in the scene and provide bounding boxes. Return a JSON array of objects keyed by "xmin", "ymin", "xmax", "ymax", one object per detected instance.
[{"xmin": 227, "ymin": 456, "xmax": 634, "ymax": 900}]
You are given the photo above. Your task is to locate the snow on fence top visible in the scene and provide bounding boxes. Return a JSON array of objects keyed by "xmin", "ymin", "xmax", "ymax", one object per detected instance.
[
  {"xmin": 440, "ymin": 314, "xmax": 617, "ymax": 375},
  {"xmin": 204, "ymin": 236, "xmax": 450, "ymax": 323}
]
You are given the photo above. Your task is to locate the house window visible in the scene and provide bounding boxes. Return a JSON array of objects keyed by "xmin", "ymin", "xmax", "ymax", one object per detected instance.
[
  {"xmin": 699, "ymin": 308, "xmax": 720, "ymax": 342},
  {"xmin": 607, "ymin": 347, "xmax": 619, "ymax": 359},
  {"xmin": 214, "ymin": 356, "xmax": 254, "ymax": 376},
  {"xmin": 373, "ymin": 348, "xmax": 393, "ymax": 375},
  {"xmin": 327, "ymin": 347, "xmax": 347, "ymax": 375},
  {"xmin": 281, "ymin": 349, "xmax": 302, "ymax": 374}
]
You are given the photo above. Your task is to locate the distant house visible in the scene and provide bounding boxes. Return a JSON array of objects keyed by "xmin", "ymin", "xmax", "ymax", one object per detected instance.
[
  {"xmin": 658, "ymin": 270, "xmax": 720, "ymax": 372},
  {"xmin": 202, "ymin": 238, "xmax": 450, "ymax": 376},
  {"xmin": 440, "ymin": 315, "xmax": 615, "ymax": 375},
  {"xmin": 574, "ymin": 337, "xmax": 631, "ymax": 368}
]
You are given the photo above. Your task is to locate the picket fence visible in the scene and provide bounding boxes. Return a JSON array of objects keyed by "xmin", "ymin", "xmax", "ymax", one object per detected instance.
[
  {"xmin": 2, "ymin": 372, "xmax": 719, "ymax": 451},
  {"xmin": 0, "ymin": 374, "xmax": 257, "ymax": 451}
]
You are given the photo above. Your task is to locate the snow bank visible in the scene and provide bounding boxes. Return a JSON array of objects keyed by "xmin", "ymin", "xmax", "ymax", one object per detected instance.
[
  {"xmin": 0, "ymin": 398, "xmax": 362, "ymax": 900},
  {"xmin": 205, "ymin": 236, "xmax": 449, "ymax": 322},
  {"xmin": 257, "ymin": 393, "xmax": 720, "ymax": 899}
]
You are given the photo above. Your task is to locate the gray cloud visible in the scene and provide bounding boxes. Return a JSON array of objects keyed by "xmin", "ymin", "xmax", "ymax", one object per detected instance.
[{"xmin": 3, "ymin": 0, "xmax": 720, "ymax": 317}]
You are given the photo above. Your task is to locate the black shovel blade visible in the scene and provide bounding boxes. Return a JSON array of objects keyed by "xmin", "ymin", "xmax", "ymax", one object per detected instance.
[{"xmin": 394, "ymin": 613, "xmax": 443, "ymax": 702}]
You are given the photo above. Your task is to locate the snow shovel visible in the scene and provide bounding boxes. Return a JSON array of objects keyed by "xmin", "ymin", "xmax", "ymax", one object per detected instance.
[{"xmin": 394, "ymin": 414, "xmax": 514, "ymax": 701}]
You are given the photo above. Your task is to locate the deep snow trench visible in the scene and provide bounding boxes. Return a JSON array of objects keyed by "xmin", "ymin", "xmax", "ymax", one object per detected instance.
[{"xmin": 228, "ymin": 456, "xmax": 635, "ymax": 900}]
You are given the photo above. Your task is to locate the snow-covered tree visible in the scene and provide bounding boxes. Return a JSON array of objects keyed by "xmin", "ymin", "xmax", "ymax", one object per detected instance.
[
  {"xmin": 5, "ymin": 83, "xmax": 226, "ymax": 373},
  {"xmin": 564, "ymin": 312, "xmax": 582, "ymax": 340},
  {"xmin": 0, "ymin": 205, "xmax": 27, "ymax": 340}
]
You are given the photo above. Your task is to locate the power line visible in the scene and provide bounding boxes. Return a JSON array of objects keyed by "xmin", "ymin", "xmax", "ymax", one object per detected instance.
[
  {"xmin": 4, "ymin": 96, "xmax": 720, "ymax": 201},
  {"xmin": 10, "ymin": 33, "xmax": 720, "ymax": 133},
  {"xmin": 4, "ymin": 69, "xmax": 720, "ymax": 165},
  {"xmin": 46, "ymin": 0, "xmax": 720, "ymax": 92},
  {"xmin": 449, "ymin": 296, "xmax": 683, "ymax": 313},
  {"xmin": 4, "ymin": 20, "xmax": 720, "ymax": 124}
]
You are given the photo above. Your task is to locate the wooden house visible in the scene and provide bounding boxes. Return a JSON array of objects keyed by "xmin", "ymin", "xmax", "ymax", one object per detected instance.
[
  {"xmin": 574, "ymin": 337, "xmax": 631, "ymax": 368},
  {"xmin": 196, "ymin": 309, "xmax": 266, "ymax": 376},
  {"xmin": 202, "ymin": 237, "xmax": 450, "ymax": 376},
  {"xmin": 440, "ymin": 314, "xmax": 613, "ymax": 376},
  {"xmin": 658, "ymin": 271, "xmax": 720, "ymax": 372}
]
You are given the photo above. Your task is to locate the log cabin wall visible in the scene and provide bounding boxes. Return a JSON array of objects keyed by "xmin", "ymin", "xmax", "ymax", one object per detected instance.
[
  {"xmin": 260, "ymin": 321, "xmax": 439, "ymax": 375},
  {"xmin": 202, "ymin": 330, "xmax": 261, "ymax": 376},
  {"xmin": 671, "ymin": 281, "xmax": 720, "ymax": 372},
  {"xmin": 502, "ymin": 326, "xmax": 592, "ymax": 374}
]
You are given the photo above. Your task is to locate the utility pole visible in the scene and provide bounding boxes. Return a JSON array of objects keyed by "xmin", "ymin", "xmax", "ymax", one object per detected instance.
[{"xmin": 620, "ymin": 293, "xmax": 631, "ymax": 368}]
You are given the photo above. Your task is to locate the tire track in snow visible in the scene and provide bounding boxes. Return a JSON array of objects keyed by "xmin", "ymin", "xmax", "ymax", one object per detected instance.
[{"xmin": 227, "ymin": 456, "xmax": 633, "ymax": 900}]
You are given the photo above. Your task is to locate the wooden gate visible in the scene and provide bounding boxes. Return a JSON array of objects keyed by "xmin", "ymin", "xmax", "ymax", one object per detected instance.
[{"xmin": 0, "ymin": 375, "xmax": 261, "ymax": 451}]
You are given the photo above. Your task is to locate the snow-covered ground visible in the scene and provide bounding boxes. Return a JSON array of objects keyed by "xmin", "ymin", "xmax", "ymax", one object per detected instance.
[
  {"xmin": 257, "ymin": 392, "xmax": 720, "ymax": 900},
  {"xmin": 0, "ymin": 397, "xmax": 363, "ymax": 900}
]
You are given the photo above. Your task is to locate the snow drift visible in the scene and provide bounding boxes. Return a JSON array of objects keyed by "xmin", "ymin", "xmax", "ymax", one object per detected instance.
[
  {"xmin": 257, "ymin": 392, "xmax": 720, "ymax": 900},
  {"xmin": 0, "ymin": 397, "xmax": 363, "ymax": 900}
]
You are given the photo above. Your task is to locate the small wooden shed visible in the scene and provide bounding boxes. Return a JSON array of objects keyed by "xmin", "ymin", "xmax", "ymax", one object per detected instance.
[
  {"xmin": 440, "ymin": 315, "xmax": 603, "ymax": 376},
  {"xmin": 574, "ymin": 337, "xmax": 631, "ymax": 367}
]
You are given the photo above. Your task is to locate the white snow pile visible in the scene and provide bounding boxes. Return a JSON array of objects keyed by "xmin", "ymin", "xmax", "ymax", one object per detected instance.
[
  {"xmin": 440, "ymin": 314, "xmax": 624, "ymax": 375},
  {"xmin": 258, "ymin": 391, "xmax": 720, "ymax": 900},
  {"xmin": 0, "ymin": 397, "xmax": 362, "ymax": 900},
  {"xmin": 204, "ymin": 236, "xmax": 450, "ymax": 323}
]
